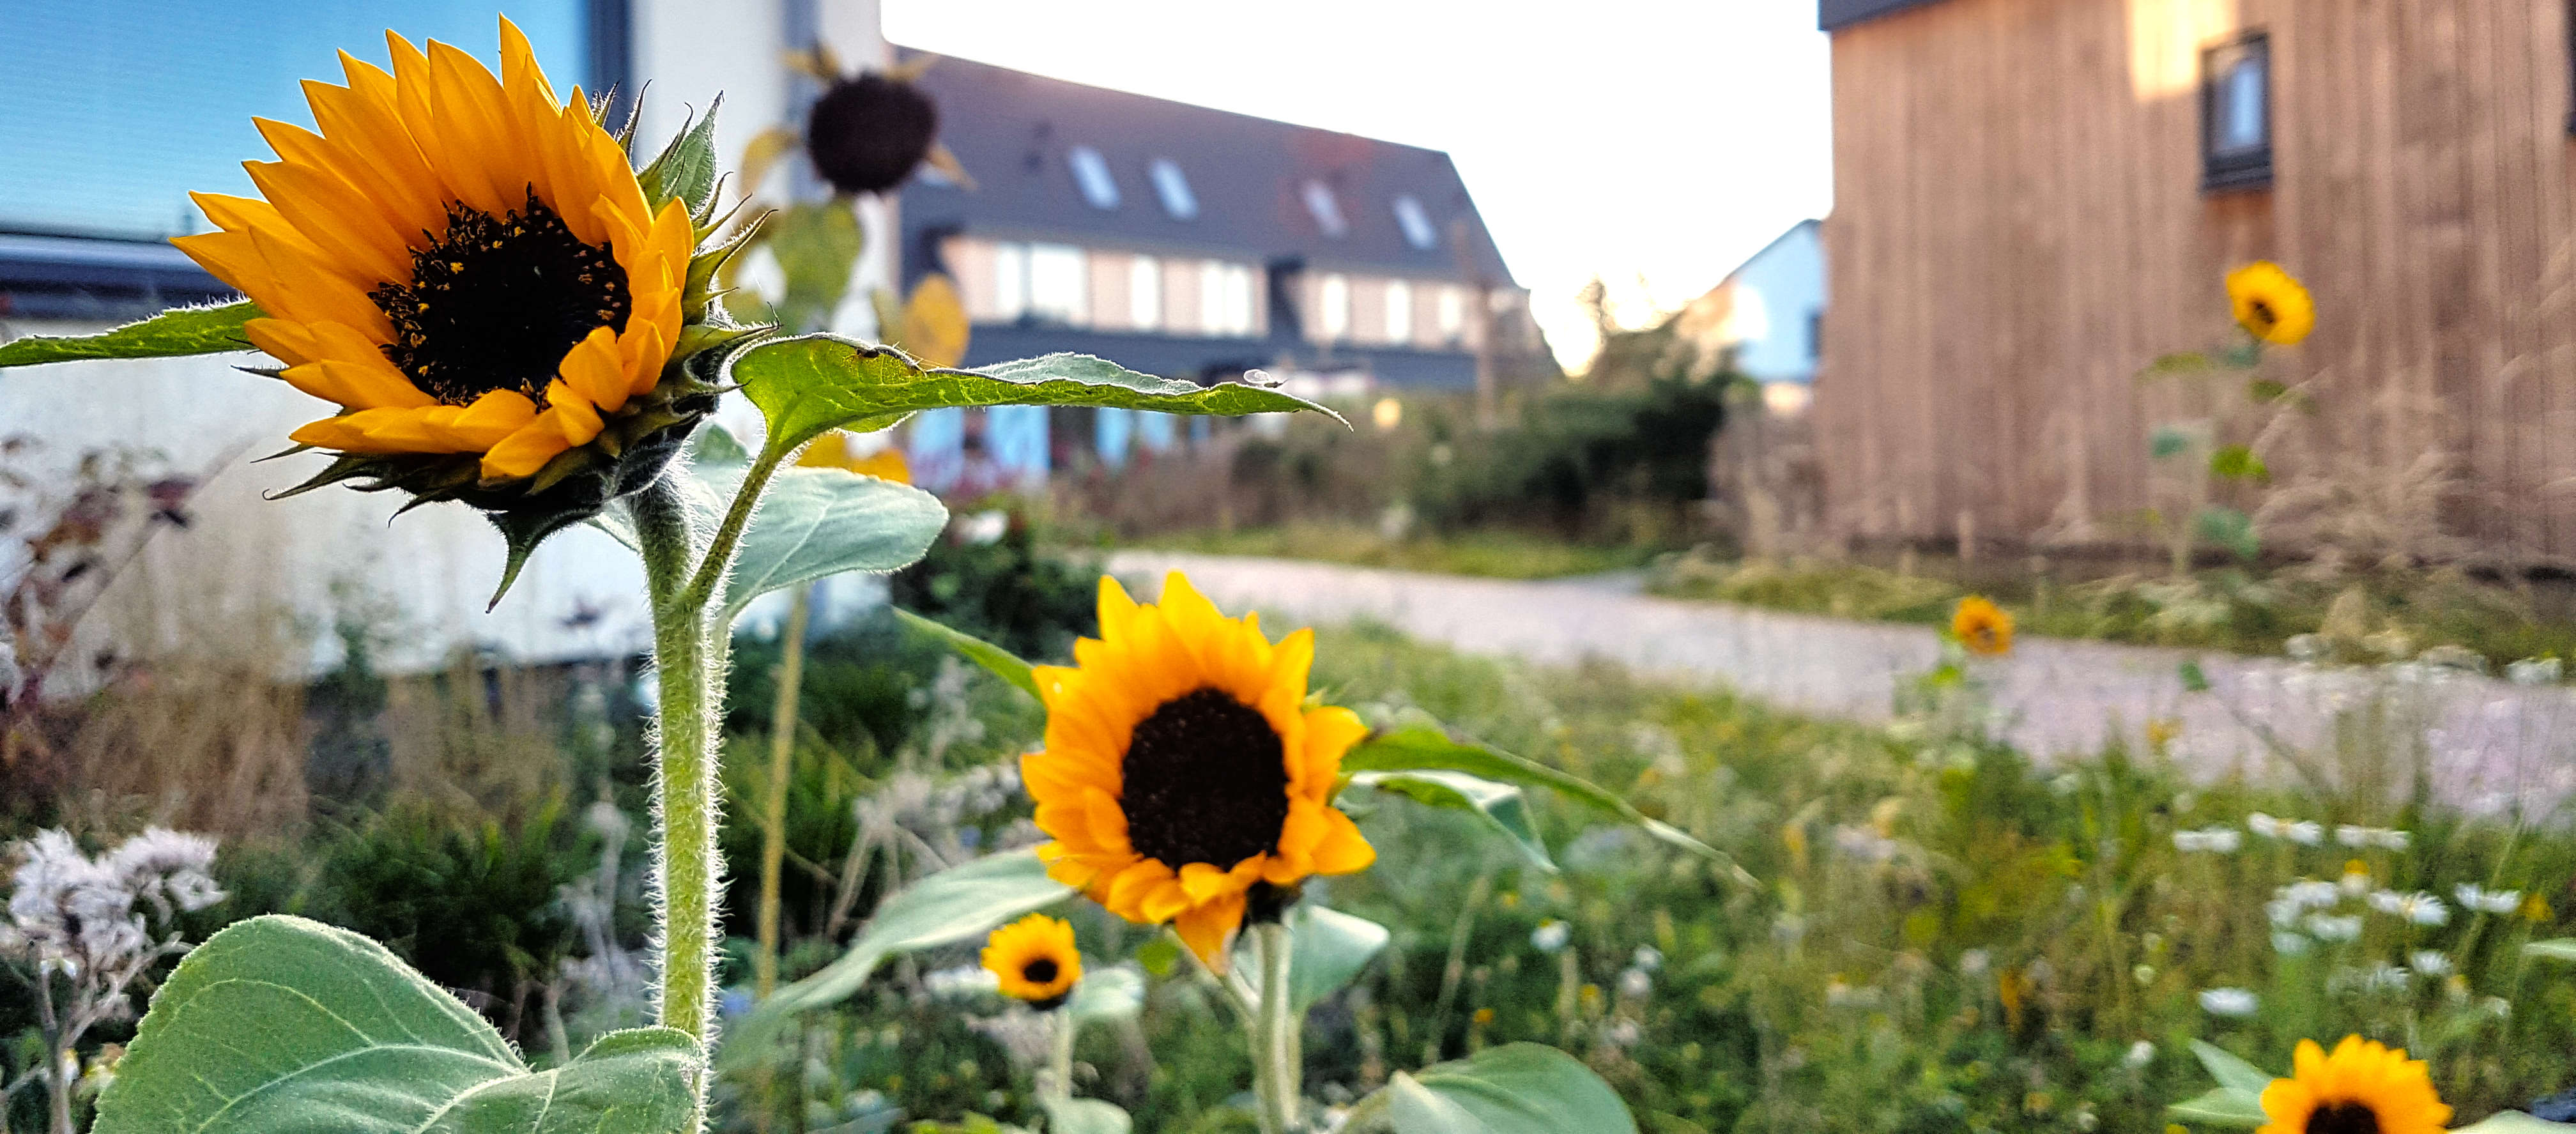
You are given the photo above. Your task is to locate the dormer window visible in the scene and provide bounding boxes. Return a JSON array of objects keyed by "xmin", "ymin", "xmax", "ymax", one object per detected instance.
[
  {"xmin": 2201, "ymin": 33, "xmax": 2272, "ymax": 191},
  {"xmin": 1301, "ymin": 180, "xmax": 1347, "ymax": 238},
  {"xmin": 1068, "ymin": 146, "xmax": 1121, "ymax": 210},
  {"xmin": 1392, "ymin": 195, "xmax": 1438, "ymax": 250},
  {"xmin": 1149, "ymin": 158, "xmax": 1198, "ymax": 219}
]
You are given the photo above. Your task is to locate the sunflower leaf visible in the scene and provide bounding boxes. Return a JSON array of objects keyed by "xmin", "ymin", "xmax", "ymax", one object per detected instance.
[
  {"xmin": 2454, "ymin": 1113, "xmax": 2574, "ymax": 1134},
  {"xmin": 91, "ymin": 916, "xmax": 701, "ymax": 1134},
  {"xmin": 639, "ymin": 94, "xmax": 723, "ymax": 220},
  {"xmin": 1349, "ymin": 769, "xmax": 1557, "ymax": 873},
  {"xmin": 1065, "ymin": 966, "xmax": 1146, "ymax": 1024},
  {"xmin": 1343, "ymin": 721, "xmax": 1741, "ymax": 878},
  {"xmin": 709, "ymin": 465, "xmax": 948, "ymax": 622},
  {"xmin": 1039, "ymin": 1099, "xmax": 1133, "ymax": 1134},
  {"xmin": 2166, "ymin": 1087, "xmax": 2268, "ymax": 1127},
  {"xmin": 731, "ymin": 335, "xmax": 1342, "ymax": 459},
  {"xmin": 724, "ymin": 848, "xmax": 1071, "ymax": 1068},
  {"xmin": 2188, "ymin": 1039, "xmax": 2278, "ymax": 1097},
  {"xmin": 891, "ymin": 608, "xmax": 1041, "ymax": 698},
  {"xmin": 1228, "ymin": 905, "xmax": 1390, "ymax": 1015},
  {"xmin": 0, "ymin": 300, "xmax": 259, "ymax": 369},
  {"xmin": 1341, "ymin": 1043, "xmax": 1637, "ymax": 1134}
]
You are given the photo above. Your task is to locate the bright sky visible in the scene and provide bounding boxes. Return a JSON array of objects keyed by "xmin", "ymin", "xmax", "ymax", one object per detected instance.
[{"xmin": 882, "ymin": 0, "xmax": 1834, "ymax": 373}]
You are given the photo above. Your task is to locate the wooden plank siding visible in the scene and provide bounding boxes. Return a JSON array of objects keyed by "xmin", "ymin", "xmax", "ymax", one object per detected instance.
[{"xmin": 1817, "ymin": 0, "xmax": 2576, "ymax": 560}]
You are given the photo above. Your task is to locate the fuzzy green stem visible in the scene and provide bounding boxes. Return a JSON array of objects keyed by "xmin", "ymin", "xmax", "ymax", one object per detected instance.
[
  {"xmin": 753, "ymin": 586, "xmax": 814, "ymax": 1000},
  {"xmin": 1251, "ymin": 922, "xmax": 1303, "ymax": 1134},
  {"xmin": 1039, "ymin": 1008, "xmax": 1077, "ymax": 1108},
  {"xmin": 682, "ymin": 446, "xmax": 788, "ymax": 613},
  {"xmin": 634, "ymin": 477, "xmax": 723, "ymax": 1044}
]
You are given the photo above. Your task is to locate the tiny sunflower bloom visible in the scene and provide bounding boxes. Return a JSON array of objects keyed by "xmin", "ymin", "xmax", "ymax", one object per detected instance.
[
  {"xmin": 797, "ymin": 432, "xmax": 912, "ymax": 483},
  {"xmin": 174, "ymin": 20, "xmax": 755, "ymax": 563},
  {"xmin": 2257, "ymin": 1036, "xmax": 2451, "ymax": 1134},
  {"xmin": 981, "ymin": 913, "xmax": 1082, "ymax": 1009},
  {"xmin": 1023, "ymin": 572, "xmax": 1376, "ymax": 965},
  {"xmin": 1952, "ymin": 595, "xmax": 2014, "ymax": 657},
  {"xmin": 2228, "ymin": 261, "xmax": 2316, "ymax": 346}
]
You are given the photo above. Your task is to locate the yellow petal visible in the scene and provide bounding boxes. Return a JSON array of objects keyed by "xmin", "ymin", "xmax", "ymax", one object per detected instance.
[
  {"xmin": 1172, "ymin": 893, "xmax": 1245, "ymax": 967},
  {"xmin": 558, "ymin": 327, "xmax": 629, "ymax": 411}
]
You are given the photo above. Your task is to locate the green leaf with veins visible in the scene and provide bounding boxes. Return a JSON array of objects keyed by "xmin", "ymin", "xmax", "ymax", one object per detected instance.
[
  {"xmin": 1342, "ymin": 1043, "xmax": 1637, "ymax": 1134},
  {"xmin": 0, "ymin": 300, "xmax": 261, "ymax": 368},
  {"xmin": 1349, "ymin": 769, "xmax": 1556, "ymax": 872},
  {"xmin": 91, "ymin": 916, "xmax": 700, "ymax": 1134},
  {"xmin": 732, "ymin": 334, "xmax": 1340, "ymax": 457}
]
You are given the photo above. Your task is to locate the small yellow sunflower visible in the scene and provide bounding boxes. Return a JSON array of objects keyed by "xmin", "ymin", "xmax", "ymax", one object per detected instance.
[
  {"xmin": 174, "ymin": 19, "xmax": 714, "ymax": 489},
  {"xmin": 981, "ymin": 912, "xmax": 1082, "ymax": 1007},
  {"xmin": 1953, "ymin": 595, "xmax": 2014, "ymax": 657},
  {"xmin": 2257, "ymin": 1036, "xmax": 2451, "ymax": 1134},
  {"xmin": 2228, "ymin": 261, "xmax": 2316, "ymax": 346},
  {"xmin": 1024, "ymin": 572, "xmax": 1376, "ymax": 965},
  {"xmin": 797, "ymin": 433, "xmax": 912, "ymax": 483}
]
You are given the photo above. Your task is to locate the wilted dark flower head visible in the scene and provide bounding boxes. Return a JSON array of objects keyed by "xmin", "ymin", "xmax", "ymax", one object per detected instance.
[{"xmin": 806, "ymin": 70, "xmax": 940, "ymax": 195}]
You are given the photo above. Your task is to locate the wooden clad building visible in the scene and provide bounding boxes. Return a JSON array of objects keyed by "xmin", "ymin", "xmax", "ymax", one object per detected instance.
[{"xmin": 1817, "ymin": 0, "xmax": 2576, "ymax": 562}]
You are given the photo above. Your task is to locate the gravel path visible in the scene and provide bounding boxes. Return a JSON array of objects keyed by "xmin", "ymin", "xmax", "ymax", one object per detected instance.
[{"xmin": 1105, "ymin": 551, "xmax": 2576, "ymax": 816}]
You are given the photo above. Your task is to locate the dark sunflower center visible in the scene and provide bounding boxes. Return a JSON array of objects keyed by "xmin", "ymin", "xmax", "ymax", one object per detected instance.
[
  {"xmin": 2307, "ymin": 1102, "xmax": 2380, "ymax": 1134},
  {"xmin": 1121, "ymin": 687, "xmax": 1289, "ymax": 870},
  {"xmin": 371, "ymin": 190, "xmax": 630, "ymax": 404},
  {"xmin": 1023, "ymin": 958, "xmax": 1059, "ymax": 986},
  {"xmin": 2250, "ymin": 299, "xmax": 2278, "ymax": 328}
]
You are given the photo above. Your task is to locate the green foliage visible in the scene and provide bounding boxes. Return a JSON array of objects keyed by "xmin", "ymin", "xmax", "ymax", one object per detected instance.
[
  {"xmin": 893, "ymin": 608, "xmax": 1039, "ymax": 698},
  {"xmin": 636, "ymin": 97, "xmax": 723, "ymax": 219},
  {"xmin": 2166, "ymin": 1041, "xmax": 2273, "ymax": 1126},
  {"xmin": 93, "ymin": 916, "xmax": 699, "ymax": 1134},
  {"xmin": 0, "ymin": 300, "xmax": 261, "ymax": 368},
  {"xmin": 2195, "ymin": 505, "xmax": 2260, "ymax": 560},
  {"xmin": 734, "ymin": 336, "xmax": 1336, "ymax": 457},
  {"xmin": 1349, "ymin": 769, "xmax": 1557, "ymax": 872},
  {"xmin": 2209, "ymin": 443, "xmax": 2271, "ymax": 483},
  {"xmin": 1344, "ymin": 720, "xmax": 1725, "ymax": 866},
  {"xmin": 1226, "ymin": 905, "xmax": 1392, "ymax": 1015},
  {"xmin": 1130, "ymin": 523, "xmax": 1660, "ymax": 581},
  {"xmin": 1040, "ymin": 1097, "xmax": 1133, "ymax": 1134},
  {"xmin": 891, "ymin": 520, "xmax": 1101, "ymax": 662},
  {"xmin": 1411, "ymin": 377, "xmax": 1726, "ymax": 536},
  {"xmin": 708, "ymin": 465, "xmax": 949, "ymax": 621},
  {"xmin": 1342, "ymin": 1044, "xmax": 1637, "ymax": 1134}
]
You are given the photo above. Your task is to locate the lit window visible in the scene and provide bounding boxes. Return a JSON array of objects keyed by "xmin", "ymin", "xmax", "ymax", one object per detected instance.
[
  {"xmin": 1392, "ymin": 195, "xmax": 1438, "ymax": 250},
  {"xmin": 1384, "ymin": 279, "xmax": 1413, "ymax": 344},
  {"xmin": 1148, "ymin": 158, "xmax": 1198, "ymax": 220},
  {"xmin": 1129, "ymin": 255, "xmax": 1162, "ymax": 331},
  {"xmin": 1301, "ymin": 180, "xmax": 1347, "ymax": 238},
  {"xmin": 1068, "ymin": 145, "xmax": 1121, "ymax": 210},
  {"xmin": 1199, "ymin": 260, "xmax": 1255, "ymax": 337},
  {"xmin": 1027, "ymin": 243, "xmax": 1088, "ymax": 325},
  {"xmin": 1319, "ymin": 273, "xmax": 1351, "ymax": 341},
  {"xmin": 1437, "ymin": 286, "xmax": 1466, "ymax": 344},
  {"xmin": 2201, "ymin": 34, "xmax": 2271, "ymax": 191},
  {"xmin": 992, "ymin": 241, "xmax": 1029, "ymax": 320}
]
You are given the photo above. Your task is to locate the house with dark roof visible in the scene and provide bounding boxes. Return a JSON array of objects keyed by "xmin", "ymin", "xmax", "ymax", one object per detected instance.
[{"xmin": 898, "ymin": 51, "xmax": 1541, "ymax": 399}]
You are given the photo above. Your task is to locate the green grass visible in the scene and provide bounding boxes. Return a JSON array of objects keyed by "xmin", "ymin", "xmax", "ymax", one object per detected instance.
[
  {"xmin": 1117, "ymin": 521, "xmax": 1662, "ymax": 580},
  {"xmin": 1652, "ymin": 551, "xmax": 2576, "ymax": 671}
]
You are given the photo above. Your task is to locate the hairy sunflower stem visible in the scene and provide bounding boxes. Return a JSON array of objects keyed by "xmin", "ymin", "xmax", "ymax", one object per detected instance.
[
  {"xmin": 1251, "ymin": 922, "xmax": 1303, "ymax": 1134},
  {"xmin": 1039, "ymin": 1008, "xmax": 1077, "ymax": 1108},
  {"xmin": 753, "ymin": 585, "xmax": 815, "ymax": 1000},
  {"xmin": 634, "ymin": 476, "xmax": 724, "ymax": 1045}
]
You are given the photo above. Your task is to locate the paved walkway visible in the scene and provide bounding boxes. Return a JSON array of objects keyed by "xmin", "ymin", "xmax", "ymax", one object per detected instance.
[{"xmin": 1106, "ymin": 551, "xmax": 2576, "ymax": 816}]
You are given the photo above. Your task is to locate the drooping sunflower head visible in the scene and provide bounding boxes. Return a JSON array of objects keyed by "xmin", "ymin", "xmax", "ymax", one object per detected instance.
[
  {"xmin": 1023, "ymin": 573, "xmax": 1376, "ymax": 965},
  {"xmin": 1952, "ymin": 595, "xmax": 2014, "ymax": 656},
  {"xmin": 981, "ymin": 913, "xmax": 1082, "ymax": 1008},
  {"xmin": 176, "ymin": 19, "xmax": 759, "ymax": 573},
  {"xmin": 2228, "ymin": 261, "xmax": 2316, "ymax": 346},
  {"xmin": 2257, "ymin": 1036, "xmax": 2451, "ymax": 1134},
  {"xmin": 806, "ymin": 70, "xmax": 940, "ymax": 197}
]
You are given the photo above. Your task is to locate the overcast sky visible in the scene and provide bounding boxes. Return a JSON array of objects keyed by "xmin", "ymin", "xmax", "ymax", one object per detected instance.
[{"xmin": 882, "ymin": 0, "xmax": 1835, "ymax": 372}]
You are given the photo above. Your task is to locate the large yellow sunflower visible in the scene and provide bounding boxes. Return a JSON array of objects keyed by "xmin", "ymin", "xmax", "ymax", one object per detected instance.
[
  {"xmin": 2228, "ymin": 261, "xmax": 2316, "ymax": 346},
  {"xmin": 1952, "ymin": 595, "xmax": 2014, "ymax": 657},
  {"xmin": 173, "ymin": 20, "xmax": 700, "ymax": 486},
  {"xmin": 1024, "ymin": 573, "xmax": 1377, "ymax": 965},
  {"xmin": 2258, "ymin": 1036, "xmax": 2451, "ymax": 1134},
  {"xmin": 981, "ymin": 913, "xmax": 1082, "ymax": 1007}
]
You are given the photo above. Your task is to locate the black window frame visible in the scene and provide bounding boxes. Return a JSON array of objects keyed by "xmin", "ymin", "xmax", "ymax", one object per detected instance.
[{"xmin": 2201, "ymin": 32, "xmax": 2274, "ymax": 193}]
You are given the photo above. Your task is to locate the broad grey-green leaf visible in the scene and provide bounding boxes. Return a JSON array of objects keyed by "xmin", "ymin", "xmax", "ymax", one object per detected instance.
[
  {"xmin": 733, "ymin": 334, "xmax": 1340, "ymax": 457},
  {"xmin": 716, "ymin": 466, "xmax": 948, "ymax": 621},
  {"xmin": 2189, "ymin": 1039, "xmax": 2278, "ymax": 1097},
  {"xmin": 1351, "ymin": 769, "xmax": 1556, "ymax": 872},
  {"xmin": 1039, "ymin": 1097, "xmax": 1133, "ymax": 1134},
  {"xmin": 2166, "ymin": 1087, "xmax": 2268, "ymax": 1127},
  {"xmin": 92, "ymin": 915, "xmax": 700, "ymax": 1134},
  {"xmin": 2525, "ymin": 939, "xmax": 2576, "ymax": 962},
  {"xmin": 1229, "ymin": 905, "xmax": 1390, "ymax": 1014},
  {"xmin": 0, "ymin": 300, "xmax": 259, "ymax": 368},
  {"xmin": 1343, "ymin": 721, "xmax": 1730, "ymax": 869},
  {"xmin": 894, "ymin": 608, "xmax": 1041, "ymax": 698},
  {"xmin": 727, "ymin": 848, "xmax": 1071, "ymax": 1066},
  {"xmin": 1066, "ymin": 965, "xmax": 1146, "ymax": 1025},
  {"xmin": 1342, "ymin": 1043, "xmax": 1636, "ymax": 1134}
]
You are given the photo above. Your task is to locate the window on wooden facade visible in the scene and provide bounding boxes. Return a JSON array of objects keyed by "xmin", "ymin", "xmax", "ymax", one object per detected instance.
[{"xmin": 2201, "ymin": 33, "xmax": 2273, "ymax": 191}]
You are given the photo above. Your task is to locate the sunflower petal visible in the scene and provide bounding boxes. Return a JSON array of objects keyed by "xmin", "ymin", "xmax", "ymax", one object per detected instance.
[{"xmin": 1172, "ymin": 893, "xmax": 1245, "ymax": 967}]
